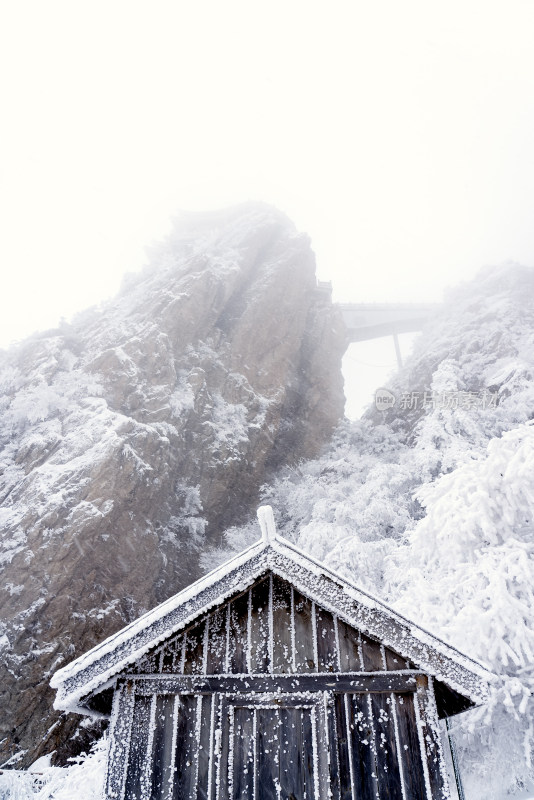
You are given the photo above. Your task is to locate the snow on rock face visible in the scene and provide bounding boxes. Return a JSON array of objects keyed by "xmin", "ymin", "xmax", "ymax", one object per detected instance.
[
  {"xmin": 218, "ymin": 263, "xmax": 534, "ymax": 799},
  {"xmin": 0, "ymin": 203, "xmax": 346, "ymax": 767}
]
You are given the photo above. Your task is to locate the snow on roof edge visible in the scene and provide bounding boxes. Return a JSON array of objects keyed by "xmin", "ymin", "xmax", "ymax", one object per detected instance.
[
  {"xmin": 50, "ymin": 536, "xmax": 267, "ymax": 688},
  {"xmin": 269, "ymin": 535, "xmax": 493, "ymax": 681},
  {"xmin": 53, "ymin": 553, "xmax": 273, "ymax": 712},
  {"xmin": 267, "ymin": 541, "xmax": 492, "ymax": 705},
  {"xmin": 51, "ymin": 528, "xmax": 494, "ymax": 710}
]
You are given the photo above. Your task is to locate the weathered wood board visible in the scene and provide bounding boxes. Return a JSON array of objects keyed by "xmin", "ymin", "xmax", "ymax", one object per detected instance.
[
  {"xmin": 106, "ymin": 572, "xmax": 450, "ymax": 800},
  {"xmin": 133, "ymin": 573, "xmax": 404, "ymax": 680}
]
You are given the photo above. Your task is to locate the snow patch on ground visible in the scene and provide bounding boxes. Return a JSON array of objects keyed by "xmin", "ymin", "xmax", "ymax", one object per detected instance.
[{"xmin": 0, "ymin": 738, "xmax": 107, "ymax": 799}]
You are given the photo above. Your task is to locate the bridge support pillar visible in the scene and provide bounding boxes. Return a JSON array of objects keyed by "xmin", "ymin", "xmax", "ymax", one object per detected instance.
[{"xmin": 393, "ymin": 333, "xmax": 403, "ymax": 369}]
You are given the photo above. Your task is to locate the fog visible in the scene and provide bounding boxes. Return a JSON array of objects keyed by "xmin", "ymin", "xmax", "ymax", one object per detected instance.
[{"xmin": 2, "ymin": 1, "xmax": 534, "ymax": 414}]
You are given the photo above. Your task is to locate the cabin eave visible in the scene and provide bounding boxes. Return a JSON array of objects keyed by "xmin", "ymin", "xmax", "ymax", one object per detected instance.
[{"xmin": 52, "ymin": 537, "xmax": 492, "ymax": 717}]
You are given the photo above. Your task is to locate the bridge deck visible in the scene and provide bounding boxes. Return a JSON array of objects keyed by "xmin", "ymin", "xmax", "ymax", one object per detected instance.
[{"xmin": 338, "ymin": 302, "xmax": 436, "ymax": 343}]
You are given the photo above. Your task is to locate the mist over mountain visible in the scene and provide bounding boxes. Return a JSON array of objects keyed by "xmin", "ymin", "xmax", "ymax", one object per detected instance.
[
  {"xmin": 0, "ymin": 204, "xmax": 345, "ymax": 767},
  {"xmin": 1, "ymin": 206, "xmax": 533, "ymax": 800},
  {"xmin": 218, "ymin": 262, "xmax": 534, "ymax": 799}
]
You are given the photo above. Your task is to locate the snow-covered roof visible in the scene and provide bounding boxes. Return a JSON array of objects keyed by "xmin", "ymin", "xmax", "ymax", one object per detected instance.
[{"xmin": 51, "ymin": 507, "xmax": 492, "ymax": 713}]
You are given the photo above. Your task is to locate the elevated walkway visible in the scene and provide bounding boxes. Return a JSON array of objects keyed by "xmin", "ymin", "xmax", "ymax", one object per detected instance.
[
  {"xmin": 337, "ymin": 302, "xmax": 437, "ymax": 367},
  {"xmin": 338, "ymin": 302, "xmax": 436, "ymax": 342}
]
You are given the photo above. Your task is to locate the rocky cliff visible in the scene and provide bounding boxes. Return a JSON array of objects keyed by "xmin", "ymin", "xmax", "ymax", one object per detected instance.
[{"xmin": 0, "ymin": 204, "xmax": 346, "ymax": 766}]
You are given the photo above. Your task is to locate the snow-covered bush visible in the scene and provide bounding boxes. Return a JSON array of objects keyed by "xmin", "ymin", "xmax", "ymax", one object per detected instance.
[{"xmin": 0, "ymin": 737, "xmax": 107, "ymax": 800}]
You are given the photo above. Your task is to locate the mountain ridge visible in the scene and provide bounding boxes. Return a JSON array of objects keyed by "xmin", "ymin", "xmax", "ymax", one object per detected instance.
[{"xmin": 0, "ymin": 203, "xmax": 346, "ymax": 766}]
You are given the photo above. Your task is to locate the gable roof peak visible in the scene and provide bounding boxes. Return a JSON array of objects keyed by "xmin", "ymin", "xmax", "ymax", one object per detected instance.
[{"xmin": 51, "ymin": 505, "xmax": 493, "ymax": 715}]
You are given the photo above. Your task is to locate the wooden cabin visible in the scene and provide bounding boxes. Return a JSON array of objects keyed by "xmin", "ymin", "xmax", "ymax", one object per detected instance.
[{"xmin": 52, "ymin": 507, "xmax": 490, "ymax": 800}]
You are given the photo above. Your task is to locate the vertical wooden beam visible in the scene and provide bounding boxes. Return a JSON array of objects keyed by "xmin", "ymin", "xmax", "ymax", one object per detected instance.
[
  {"xmin": 196, "ymin": 694, "xmax": 213, "ymax": 800},
  {"xmin": 247, "ymin": 588, "xmax": 253, "ymax": 674},
  {"xmin": 290, "ymin": 587, "xmax": 297, "ymax": 673},
  {"xmin": 395, "ymin": 693, "xmax": 428, "ymax": 800},
  {"xmin": 311, "ymin": 704, "xmax": 323, "ymax": 800},
  {"xmin": 268, "ymin": 573, "xmax": 274, "ymax": 674},
  {"xmin": 311, "ymin": 601, "xmax": 319, "ymax": 671},
  {"xmin": 169, "ymin": 695, "xmax": 180, "ymax": 800},
  {"xmin": 347, "ymin": 692, "xmax": 379, "ymax": 800},
  {"xmin": 390, "ymin": 694, "xmax": 409, "ymax": 800},
  {"xmin": 324, "ymin": 691, "xmax": 340, "ymax": 799},
  {"xmin": 379, "ymin": 644, "xmax": 387, "ymax": 671},
  {"xmin": 104, "ymin": 680, "xmax": 136, "ymax": 800},
  {"xmin": 334, "ymin": 693, "xmax": 352, "ymax": 800},
  {"xmin": 253, "ymin": 708, "xmax": 258, "ymax": 800},
  {"xmin": 334, "ymin": 615, "xmax": 341, "ymax": 672},
  {"xmin": 257, "ymin": 707, "xmax": 280, "ymax": 799},
  {"xmin": 415, "ymin": 676, "xmax": 452, "ymax": 800},
  {"xmin": 215, "ymin": 697, "xmax": 230, "ymax": 800},
  {"xmin": 370, "ymin": 692, "xmax": 404, "ymax": 799},
  {"xmin": 357, "ymin": 631, "xmax": 365, "ymax": 671},
  {"xmin": 206, "ymin": 694, "xmax": 217, "ymax": 800},
  {"xmin": 225, "ymin": 604, "xmax": 231, "ymax": 674},
  {"xmin": 202, "ymin": 617, "xmax": 210, "ymax": 675},
  {"xmin": 150, "ymin": 694, "xmax": 176, "ymax": 799},
  {"xmin": 139, "ymin": 694, "xmax": 157, "ymax": 797},
  {"xmin": 173, "ymin": 695, "xmax": 200, "ymax": 800},
  {"xmin": 179, "ymin": 636, "xmax": 186, "ymax": 674},
  {"xmin": 122, "ymin": 693, "xmax": 153, "ymax": 800}
]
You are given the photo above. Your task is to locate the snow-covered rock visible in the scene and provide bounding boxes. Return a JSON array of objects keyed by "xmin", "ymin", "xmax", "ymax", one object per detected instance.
[
  {"xmin": 0, "ymin": 203, "xmax": 345, "ymax": 767},
  {"xmin": 219, "ymin": 262, "xmax": 534, "ymax": 798}
]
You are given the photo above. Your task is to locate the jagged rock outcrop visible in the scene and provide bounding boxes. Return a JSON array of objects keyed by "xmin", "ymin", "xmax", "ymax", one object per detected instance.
[{"xmin": 0, "ymin": 203, "xmax": 346, "ymax": 766}]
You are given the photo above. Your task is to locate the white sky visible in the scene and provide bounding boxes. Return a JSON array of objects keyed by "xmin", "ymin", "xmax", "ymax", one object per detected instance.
[{"xmin": 2, "ymin": 1, "xmax": 534, "ymax": 415}]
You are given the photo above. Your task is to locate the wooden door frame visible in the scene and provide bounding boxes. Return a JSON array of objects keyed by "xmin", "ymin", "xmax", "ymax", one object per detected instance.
[
  {"xmin": 217, "ymin": 692, "xmax": 328, "ymax": 800},
  {"xmin": 103, "ymin": 673, "xmax": 450, "ymax": 800}
]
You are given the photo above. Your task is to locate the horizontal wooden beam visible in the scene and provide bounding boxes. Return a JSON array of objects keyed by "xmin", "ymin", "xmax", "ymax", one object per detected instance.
[{"xmin": 125, "ymin": 671, "xmax": 423, "ymax": 696}]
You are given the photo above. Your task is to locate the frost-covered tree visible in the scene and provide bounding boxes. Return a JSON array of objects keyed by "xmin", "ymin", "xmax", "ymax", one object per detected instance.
[
  {"xmin": 389, "ymin": 422, "xmax": 534, "ymax": 797},
  {"xmin": 211, "ymin": 262, "xmax": 534, "ymax": 798}
]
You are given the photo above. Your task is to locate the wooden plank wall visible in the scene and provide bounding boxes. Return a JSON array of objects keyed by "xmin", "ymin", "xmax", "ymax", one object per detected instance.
[
  {"xmin": 114, "ymin": 573, "xmax": 449, "ymax": 800},
  {"xmin": 114, "ymin": 686, "xmax": 441, "ymax": 800},
  {"xmin": 132, "ymin": 574, "xmax": 410, "ymax": 678}
]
